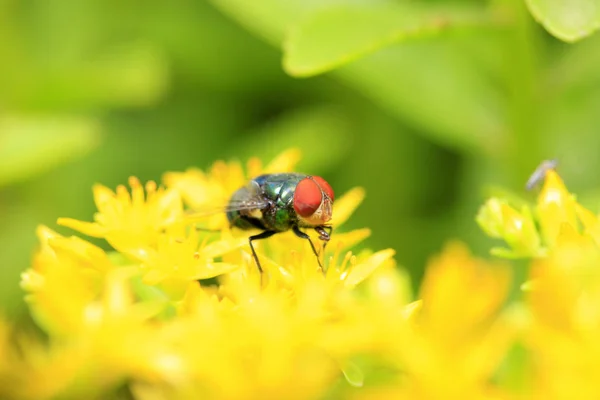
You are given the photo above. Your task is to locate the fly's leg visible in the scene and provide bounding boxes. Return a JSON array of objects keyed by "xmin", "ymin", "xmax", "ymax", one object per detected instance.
[
  {"xmin": 317, "ymin": 226, "xmax": 332, "ymax": 241},
  {"xmin": 315, "ymin": 226, "xmax": 332, "ymax": 272},
  {"xmin": 293, "ymin": 226, "xmax": 327, "ymax": 273},
  {"xmin": 249, "ymin": 230, "xmax": 277, "ymax": 275}
]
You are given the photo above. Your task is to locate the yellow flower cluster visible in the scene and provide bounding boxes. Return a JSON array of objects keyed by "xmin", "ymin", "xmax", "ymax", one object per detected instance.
[
  {"xmin": 477, "ymin": 167, "xmax": 600, "ymax": 399},
  {"xmin": 1, "ymin": 152, "xmax": 597, "ymax": 399}
]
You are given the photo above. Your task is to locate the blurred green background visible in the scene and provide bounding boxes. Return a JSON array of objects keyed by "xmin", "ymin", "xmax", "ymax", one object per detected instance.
[{"xmin": 2, "ymin": 0, "xmax": 600, "ymax": 319}]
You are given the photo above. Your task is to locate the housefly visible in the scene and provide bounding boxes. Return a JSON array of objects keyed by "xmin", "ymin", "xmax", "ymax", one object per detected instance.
[{"xmin": 190, "ymin": 173, "xmax": 335, "ymax": 274}]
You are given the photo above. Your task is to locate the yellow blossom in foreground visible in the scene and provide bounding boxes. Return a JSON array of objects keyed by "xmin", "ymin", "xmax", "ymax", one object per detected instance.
[
  {"xmin": 393, "ymin": 243, "xmax": 513, "ymax": 400},
  {"xmin": 21, "ymin": 225, "xmax": 107, "ymax": 336},
  {"xmin": 0, "ymin": 319, "xmax": 22, "ymax": 400},
  {"xmin": 8, "ymin": 150, "xmax": 424, "ymax": 399},
  {"xmin": 525, "ymin": 225, "xmax": 600, "ymax": 400},
  {"xmin": 145, "ymin": 252, "xmax": 396, "ymax": 400},
  {"xmin": 10, "ymin": 151, "xmax": 600, "ymax": 399}
]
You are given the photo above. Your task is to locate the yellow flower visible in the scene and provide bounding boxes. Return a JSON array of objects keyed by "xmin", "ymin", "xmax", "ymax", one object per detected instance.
[
  {"xmin": 20, "ymin": 149, "xmax": 598, "ymax": 398},
  {"xmin": 536, "ymin": 170, "xmax": 578, "ymax": 247},
  {"xmin": 479, "ymin": 166, "xmax": 600, "ymax": 398},
  {"xmin": 16, "ymin": 264, "xmax": 171, "ymax": 399},
  {"xmin": 478, "ymin": 167, "xmax": 587, "ymax": 258},
  {"xmin": 57, "ymin": 177, "xmax": 183, "ymax": 259},
  {"xmin": 21, "ymin": 225, "xmax": 107, "ymax": 336},
  {"xmin": 0, "ymin": 318, "xmax": 22, "ymax": 400},
  {"xmin": 9, "ymin": 149, "xmax": 418, "ymax": 399},
  {"xmin": 135, "ymin": 246, "xmax": 400, "ymax": 400},
  {"xmin": 135, "ymin": 226, "xmax": 248, "ymax": 297},
  {"xmin": 574, "ymin": 202, "xmax": 600, "ymax": 246},
  {"xmin": 477, "ymin": 198, "xmax": 542, "ymax": 258},
  {"xmin": 395, "ymin": 242, "xmax": 514, "ymax": 399},
  {"xmin": 526, "ymin": 225, "xmax": 600, "ymax": 400}
]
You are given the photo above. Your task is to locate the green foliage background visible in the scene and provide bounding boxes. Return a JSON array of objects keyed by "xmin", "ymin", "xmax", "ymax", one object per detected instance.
[{"xmin": 2, "ymin": 0, "xmax": 600, "ymax": 320}]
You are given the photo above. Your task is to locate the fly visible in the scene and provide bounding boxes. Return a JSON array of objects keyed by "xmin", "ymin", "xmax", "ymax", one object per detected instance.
[{"xmin": 223, "ymin": 173, "xmax": 335, "ymax": 274}]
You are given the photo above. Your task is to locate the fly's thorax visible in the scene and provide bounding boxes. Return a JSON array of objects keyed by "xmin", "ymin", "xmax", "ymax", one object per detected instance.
[
  {"xmin": 254, "ymin": 174, "xmax": 304, "ymax": 231},
  {"xmin": 260, "ymin": 174, "xmax": 304, "ymax": 205}
]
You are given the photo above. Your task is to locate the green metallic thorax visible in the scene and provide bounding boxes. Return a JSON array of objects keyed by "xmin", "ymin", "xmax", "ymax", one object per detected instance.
[{"xmin": 227, "ymin": 173, "xmax": 307, "ymax": 232}]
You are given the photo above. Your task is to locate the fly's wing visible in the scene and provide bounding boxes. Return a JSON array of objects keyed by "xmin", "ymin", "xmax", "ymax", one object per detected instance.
[
  {"xmin": 183, "ymin": 198, "xmax": 269, "ymax": 222},
  {"xmin": 181, "ymin": 181, "xmax": 268, "ymax": 225}
]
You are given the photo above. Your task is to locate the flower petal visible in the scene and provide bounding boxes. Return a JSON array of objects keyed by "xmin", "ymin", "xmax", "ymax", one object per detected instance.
[
  {"xmin": 57, "ymin": 217, "xmax": 108, "ymax": 237},
  {"xmin": 264, "ymin": 148, "xmax": 302, "ymax": 173},
  {"xmin": 329, "ymin": 187, "xmax": 365, "ymax": 228},
  {"xmin": 344, "ymin": 249, "xmax": 395, "ymax": 287},
  {"xmin": 191, "ymin": 262, "xmax": 240, "ymax": 280},
  {"xmin": 326, "ymin": 228, "xmax": 371, "ymax": 252},
  {"xmin": 537, "ymin": 170, "xmax": 578, "ymax": 246},
  {"xmin": 201, "ymin": 237, "xmax": 249, "ymax": 259}
]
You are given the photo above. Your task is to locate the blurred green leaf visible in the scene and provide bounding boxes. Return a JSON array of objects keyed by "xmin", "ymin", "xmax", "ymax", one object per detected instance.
[
  {"xmin": 526, "ymin": 0, "xmax": 600, "ymax": 42},
  {"xmin": 575, "ymin": 189, "xmax": 600, "ymax": 212},
  {"xmin": 61, "ymin": 44, "xmax": 169, "ymax": 109},
  {"xmin": 10, "ymin": 44, "xmax": 170, "ymax": 110},
  {"xmin": 284, "ymin": 3, "xmax": 496, "ymax": 77},
  {"xmin": 210, "ymin": 0, "xmax": 506, "ymax": 155},
  {"xmin": 0, "ymin": 116, "xmax": 100, "ymax": 186},
  {"xmin": 535, "ymin": 75, "xmax": 600, "ymax": 191},
  {"xmin": 230, "ymin": 105, "xmax": 354, "ymax": 172},
  {"xmin": 208, "ymin": 0, "xmax": 331, "ymax": 45},
  {"xmin": 336, "ymin": 37, "xmax": 506, "ymax": 154},
  {"xmin": 0, "ymin": 197, "xmax": 48, "ymax": 318},
  {"xmin": 549, "ymin": 33, "xmax": 600, "ymax": 93},
  {"xmin": 0, "ymin": 0, "xmax": 171, "ymax": 111}
]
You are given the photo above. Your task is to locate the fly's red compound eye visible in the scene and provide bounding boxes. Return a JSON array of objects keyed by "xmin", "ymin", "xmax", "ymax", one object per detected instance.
[
  {"xmin": 311, "ymin": 176, "xmax": 334, "ymax": 201},
  {"xmin": 293, "ymin": 177, "xmax": 323, "ymax": 217}
]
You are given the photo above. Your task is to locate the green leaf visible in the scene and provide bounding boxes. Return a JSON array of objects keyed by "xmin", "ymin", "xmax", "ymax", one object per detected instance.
[
  {"xmin": 548, "ymin": 32, "xmax": 600, "ymax": 93},
  {"xmin": 209, "ymin": 0, "xmax": 507, "ymax": 154},
  {"xmin": 33, "ymin": 44, "xmax": 169, "ymax": 110},
  {"xmin": 0, "ymin": 115, "xmax": 101, "ymax": 187},
  {"xmin": 337, "ymin": 37, "xmax": 506, "ymax": 154},
  {"xmin": 284, "ymin": 3, "xmax": 497, "ymax": 77},
  {"xmin": 208, "ymin": 0, "xmax": 346, "ymax": 46},
  {"xmin": 525, "ymin": 0, "xmax": 600, "ymax": 42}
]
